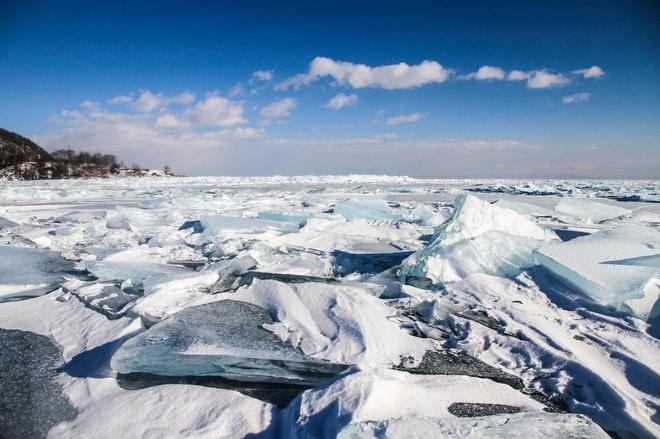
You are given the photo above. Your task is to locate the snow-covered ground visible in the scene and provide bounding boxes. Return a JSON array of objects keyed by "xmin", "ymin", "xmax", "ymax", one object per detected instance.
[{"xmin": 0, "ymin": 176, "xmax": 658, "ymax": 439}]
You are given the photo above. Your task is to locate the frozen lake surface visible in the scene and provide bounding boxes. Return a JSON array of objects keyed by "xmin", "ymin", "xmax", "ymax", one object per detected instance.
[{"xmin": 0, "ymin": 176, "xmax": 658, "ymax": 438}]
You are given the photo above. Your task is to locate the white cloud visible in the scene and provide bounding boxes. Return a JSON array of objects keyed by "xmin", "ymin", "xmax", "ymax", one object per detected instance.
[
  {"xmin": 132, "ymin": 90, "xmax": 196, "ymax": 113},
  {"xmin": 562, "ymin": 92, "xmax": 591, "ymax": 104},
  {"xmin": 277, "ymin": 56, "xmax": 452, "ymax": 90},
  {"xmin": 185, "ymin": 93, "xmax": 247, "ymax": 127},
  {"xmin": 228, "ymin": 84, "xmax": 244, "ymax": 97},
  {"xmin": 259, "ymin": 97, "xmax": 297, "ymax": 121},
  {"xmin": 525, "ymin": 70, "xmax": 570, "ymax": 89},
  {"xmin": 155, "ymin": 113, "xmax": 179, "ymax": 128},
  {"xmin": 252, "ymin": 70, "xmax": 274, "ymax": 82},
  {"xmin": 108, "ymin": 94, "xmax": 133, "ymax": 104},
  {"xmin": 461, "ymin": 65, "xmax": 506, "ymax": 81},
  {"xmin": 386, "ymin": 112, "xmax": 424, "ymax": 125},
  {"xmin": 325, "ymin": 93, "xmax": 359, "ymax": 110},
  {"xmin": 573, "ymin": 66, "xmax": 606, "ymax": 79},
  {"xmin": 507, "ymin": 70, "xmax": 530, "ymax": 81},
  {"xmin": 37, "ymin": 96, "xmax": 261, "ymax": 171}
]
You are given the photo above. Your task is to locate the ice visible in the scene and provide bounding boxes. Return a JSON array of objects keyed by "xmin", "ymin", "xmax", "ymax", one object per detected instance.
[
  {"xmin": 0, "ymin": 216, "xmax": 18, "ymax": 228},
  {"xmin": 86, "ymin": 246, "xmax": 192, "ymax": 286},
  {"xmin": 337, "ymin": 413, "xmax": 609, "ymax": 438},
  {"xmin": 534, "ymin": 225, "xmax": 660, "ymax": 320},
  {"xmin": 227, "ymin": 279, "xmax": 431, "ymax": 366},
  {"xmin": 334, "ymin": 199, "xmax": 403, "ymax": 222},
  {"xmin": 493, "ymin": 199, "xmax": 555, "ymax": 217},
  {"xmin": 111, "ymin": 299, "xmax": 346, "ymax": 384},
  {"xmin": 258, "ymin": 211, "xmax": 309, "ymax": 225},
  {"xmin": 0, "ymin": 245, "xmax": 77, "ymax": 302},
  {"xmin": 200, "ymin": 215, "xmax": 300, "ymax": 235},
  {"xmin": 106, "ymin": 214, "xmax": 131, "ymax": 230},
  {"xmin": 68, "ymin": 281, "xmax": 142, "ymax": 319},
  {"xmin": 402, "ymin": 194, "xmax": 557, "ymax": 283},
  {"xmin": 555, "ymin": 197, "xmax": 631, "ymax": 223}
]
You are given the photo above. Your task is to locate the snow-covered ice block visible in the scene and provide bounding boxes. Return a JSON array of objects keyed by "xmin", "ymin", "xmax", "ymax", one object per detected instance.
[
  {"xmin": 0, "ymin": 216, "xmax": 19, "ymax": 228},
  {"xmin": 334, "ymin": 199, "xmax": 402, "ymax": 222},
  {"xmin": 56, "ymin": 211, "xmax": 106, "ymax": 224},
  {"xmin": 0, "ymin": 245, "xmax": 77, "ymax": 302},
  {"xmin": 535, "ymin": 225, "xmax": 660, "ymax": 320},
  {"xmin": 279, "ymin": 368, "xmax": 546, "ymax": 437},
  {"xmin": 69, "ymin": 281, "xmax": 142, "ymax": 319},
  {"xmin": 555, "ymin": 197, "xmax": 631, "ymax": 223},
  {"xmin": 228, "ymin": 279, "xmax": 430, "ymax": 366},
  {"xmin": 402, "ymin": 194, "xmax": 557, "ymax": 283},
  {"xmin": 111, "ymin": 299, "xmax": 346, "ymax": 384},
  {"xmin": 337, "ymin": 413, "xmax": 609, "ymax": 439}
]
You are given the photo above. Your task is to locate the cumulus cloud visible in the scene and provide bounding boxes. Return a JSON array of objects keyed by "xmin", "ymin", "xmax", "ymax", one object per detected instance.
[
  {"xmin": 108, "ymin": 94, "xmax": 133, "ymax": 104},
  {"xmin": 325, "ymin": 93, "xmax": 359, "ymax": 109},
  {"xmin": 185, "ymin": 93, "xmax": 247, "ymax": 127},
  {"xmin": 132, "ymin": 90, "xmax": 196, "ymax": 113},
  {"xmin": 252, "ymin": 70, "xmax": 274, "ymax": 82},
  {"xmin": 562, "ymin": 92, "xmax": 591, "ymax": 104},
  {"xmin": 277, "ymin": 56, "xmax": 452, "ymax": 90},
  {"xmin": 461, "ymin": 65, "xmax": 506, "ymax": 81},
  {"xmin": 36, "ymin": 94, "xmax": 261, "ymax": 171},
  {"xmin": 259, "ymin": 97, "xmax": 297, "ymax": 122},
  {"xmin": 386, "ymin": 112, "xmax": 424, "ymax": 125},
  {"xmin": 155, "ymin": 113, "xmax": 180, "ymax": 128},
  {"xmin": 573, "ymin": 66, "xmax": 606, "ymax": 79},
  {"xmin": 507, "ymin": 70, "xmax": 529, "ymax": 81},
  {"xmin": 525, "ymin": 70, "xmax": 570, "ymax": 89}
]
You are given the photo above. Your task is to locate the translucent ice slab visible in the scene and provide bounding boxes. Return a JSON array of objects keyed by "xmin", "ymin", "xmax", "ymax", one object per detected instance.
[{"xmin": 111, "ymin": 300, "xmax": 346, "ymax": 384}]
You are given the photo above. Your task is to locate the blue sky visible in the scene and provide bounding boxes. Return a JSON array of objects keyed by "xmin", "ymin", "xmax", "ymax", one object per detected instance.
[{"xmin": 1, "ymin": 0, "xmax": 659, "ymax": 177}]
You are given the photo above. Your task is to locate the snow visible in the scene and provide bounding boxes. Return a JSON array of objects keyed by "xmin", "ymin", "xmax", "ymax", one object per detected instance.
[
  {"xmin": 337, "ymin": 413, "xmax": 609, "ymax": 438},
  {"xmin": 535, "ymin": 225, "xmax": 660, "ymax": 320},
  {"xmin": 0, "ymin": 176, "xmax": 658, "ymax": 439},
  {"xmin": 402, "ymin": 194, "xmax": 557, "ymax": 283}
]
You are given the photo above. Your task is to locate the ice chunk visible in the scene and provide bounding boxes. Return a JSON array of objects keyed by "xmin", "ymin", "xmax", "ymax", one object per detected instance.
[
  {"xmin": 0, "ymin": 216, "xmax": 18, "ymax": 228},
  {"xmin": 258, "ymin": 211, "xmax": 308, "ymax": 225},
  {"xmin": 111, "ymin": 300, "xmax": 346, "ymax": 384},
  {"xmin": 334, "ymin": 199, "xmax": 403, "ymax": 222},
  {"xmin": 178, "ymin": 220, "xmax": 204, "ymax": 233},
  {"xmin": 106, "ymin": 214, "xmax": 132, "ymax": 231},
  {"xmin": 534, "ymin": 225, "xmax": 660, "ymax": 320},
  {"xmin": 86, "ymin": 246, "xmax": 191, "ymax": 281},
  {"xmin": 555, "ymin": 197, "xmax": 631, "ymax": 223},
  {"xmin": 337, "ymin": 413, "xmax": 609, "ymax": 439},
  {"xmin": 201, "ymin": 215, "xmax": 300, "ymax": 235},
  {"xmin": 493, "ymin": 199, "xmax": 555, "ymax": 217},
  {"xmin": 69, "ymin": 281, "xmax": 142, "ymax": 319},
  {"xmin": 0, "ymin": 245, "xmax": 77, "ymax": 302},
  {"xmin": 56, "ymin": 211, "xmax": 106, "ymax": 223},
  {"xmin": 402, "ymin": 194, "xmax": 557, "ymax": 283}
]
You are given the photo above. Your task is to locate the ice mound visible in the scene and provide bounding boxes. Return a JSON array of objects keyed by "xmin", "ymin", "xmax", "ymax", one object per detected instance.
[
  {"xmin": 229, "ymin": 279, "xmax": 431, "ymax": 366},
  {"xmin": 334, "ymin": 199, "xmax": 402, "ymax": 222},
  {"xmin": 402, "ymin": 194, "xmax": 557, "ymax": 283},
  {"xmin": 535, "ymin": 225, "xmax": 660, "ymax": 320},
  {"xmin": 279, "ymin": 368, "xmax": 546, "ymax": 437},
  {"xmin": 0, "ymin": 245, "xmax": 77, "ymax": 302},
  {"xmin": 111, "ymin": 299, "xmax": 347, "ymax": 384},
  {"xmin": 337, "ymin": 413, "xmax": 609, "ymax": 438},
  {"xmin": 555, "ymin": 197, "xmax": 631, "ymax": 223}
]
